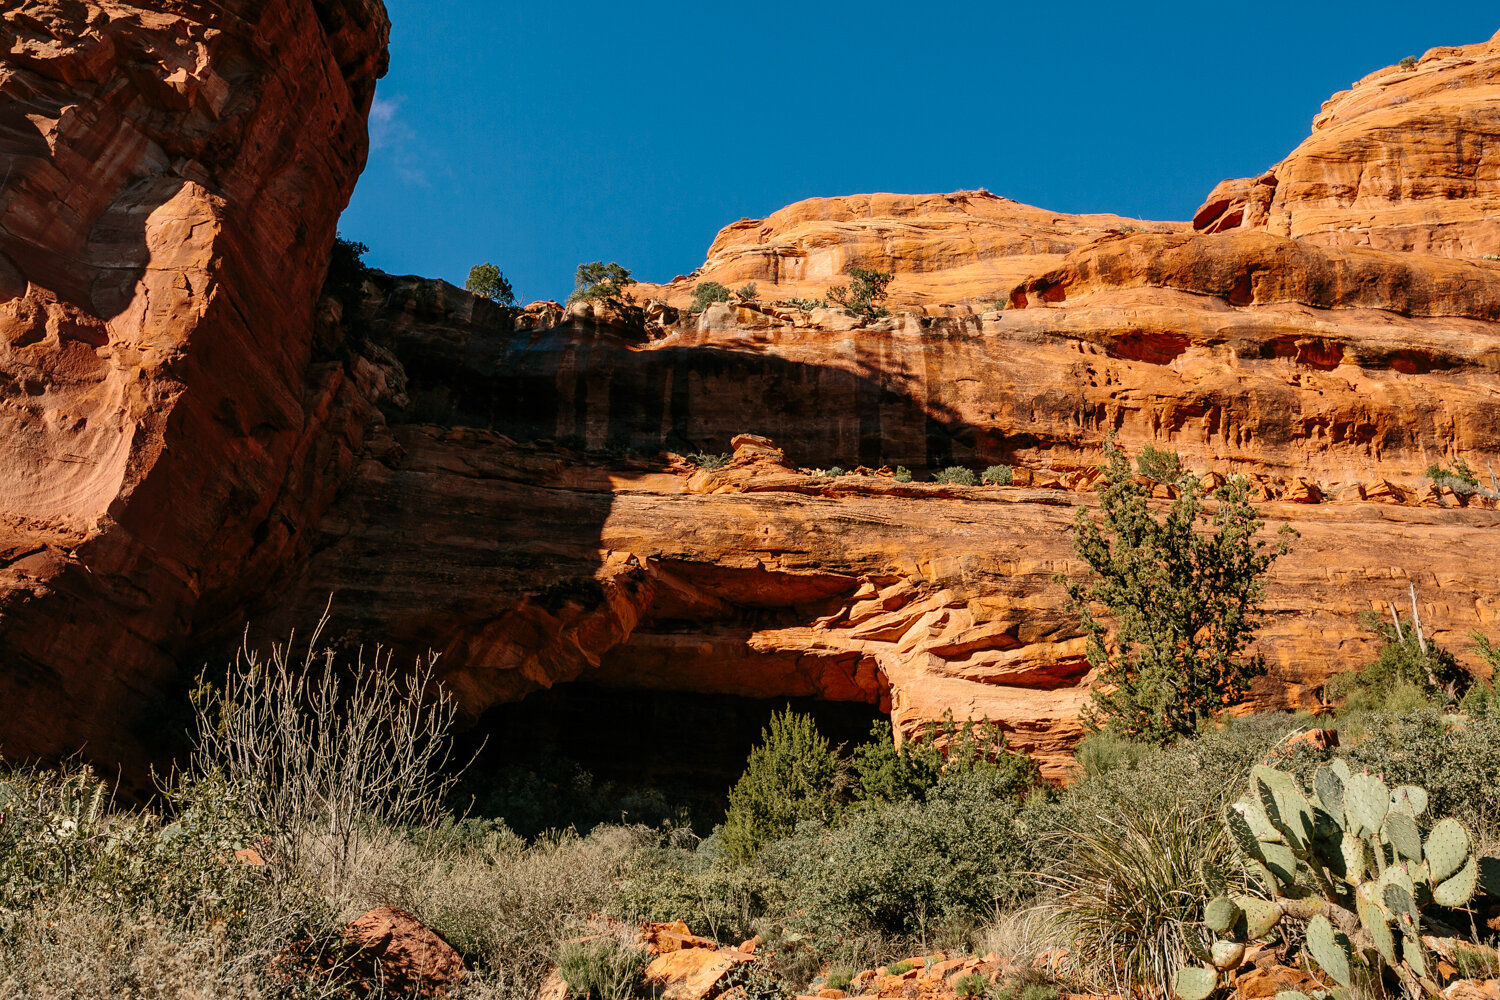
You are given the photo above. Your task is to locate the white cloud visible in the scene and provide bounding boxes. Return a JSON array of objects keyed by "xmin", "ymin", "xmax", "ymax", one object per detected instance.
[{"xmin": 367, "ymin": 95, "xmax": 429, "ymax": 187}]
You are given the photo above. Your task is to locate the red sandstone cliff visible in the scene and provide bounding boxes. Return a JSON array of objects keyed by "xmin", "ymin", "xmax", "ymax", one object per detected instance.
[
  {"xmin": 0, "ymin": 1, "xmax": 392, "ymax": 763},
  {"xmin": 3, "ymin": 15, "xmax": 1500, "ymax": 776}
]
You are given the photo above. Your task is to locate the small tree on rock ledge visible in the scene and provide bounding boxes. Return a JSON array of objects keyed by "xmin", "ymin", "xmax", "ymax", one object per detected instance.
[{"xmin": 1062, "ymin": 441, "xmax": 1295, "ymax": 743}]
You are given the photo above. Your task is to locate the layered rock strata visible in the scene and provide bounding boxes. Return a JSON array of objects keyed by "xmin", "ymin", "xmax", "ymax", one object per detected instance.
[{"xmin": 0, "ymin": 1, "xmax": 391, "ymax": 762}]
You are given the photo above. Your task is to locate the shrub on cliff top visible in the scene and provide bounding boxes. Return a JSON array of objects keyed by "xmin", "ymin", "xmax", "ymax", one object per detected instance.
[
  {"xmin": 690, "ymin": 281, "xmax": 732, "ymax": 312},
  {"xmin": 466, "ymin": 262, "xmax": 516, "ymax": 305},
  {"xmin": 1426, "ymin": 457, "xmax": 1481, "ymax": 493},
  {"xmin": 827, "ymin": 268, "xmax": 893, "ymax": 321},
  {"xmin": 721, "ymin": 709, "xmax": 842, "ymax": 864},
  {"xmin": 983, "ymin": 464, "xmax": 1013, "ymax": 486},
  {"xmin": 932, "ymin": 466, "xmax": 977, "ymax": 486},
  {"xmin": 1062, "ymin": 441, "xmax": 1295, "ymax": 743},
  {"xmin": 570, "ymin": 261, "xmax": 635, "ymax": 304}
]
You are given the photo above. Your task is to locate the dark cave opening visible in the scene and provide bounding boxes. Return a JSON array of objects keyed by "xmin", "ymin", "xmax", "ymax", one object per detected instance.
[{"xmin": 453, "ymin": 684, "xmax": 887, "ymax": 837}]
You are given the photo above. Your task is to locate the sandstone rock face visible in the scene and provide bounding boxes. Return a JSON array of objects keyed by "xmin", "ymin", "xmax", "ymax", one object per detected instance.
[
  {"xmin": 633, "ymin": 191, "xmax": 1186, "ymax": 314},
  {"xmin": 5, "ymin": 12, "xmax": 1500, "ymax": 780},
  {"xmin": 1194, "ymin": 31, "xmax": 1500, "ymax": 255},
  {"xmin": 0, "ymin": 1, "xmax": 390, "ymax": 763}
]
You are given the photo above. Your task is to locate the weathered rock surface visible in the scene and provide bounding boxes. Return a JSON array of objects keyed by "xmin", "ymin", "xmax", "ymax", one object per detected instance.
[
  {"xmin": 1194, "ymin": 31, "xmax": 1500, "ymax": 255},
  {"xmin": 4, "ymin": 12, "xmax": 1500, "ymax": 778},
  {"xmin": 0, "ymin": 1, "xmax": 391, "ymax": 763}
]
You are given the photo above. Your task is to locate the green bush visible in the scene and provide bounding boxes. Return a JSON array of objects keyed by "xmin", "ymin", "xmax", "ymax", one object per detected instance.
[
  {"xmin": 1072, "ymin": 730, "xmax": 1153, "ymax": 778},
  {"xmin": 823, "ymin": 466, "xmax": 848, "ymax": 478},
  {"xmin": 1426, "ymin": 458, "xmax": 1481, "ymax": 494},
  {"xmin": 894, "ymin": 466, "xmax": 913, "ymax": 483},
  {"xmin": 1063, "ymin": 442, "xmax": 1294, "ymax": 743},
  {"xmin": 466, "ymin": 262, "xmax": 516, "ymax": 305},
  {"xmin": 887, "ymin": 960, "xmax": 916, "ymax": 976},
  {"xmin": 783, "ymin": 298, "xmax": 827, "ymax": 311},
  {"xmin": 570, "ymin": 261, "xmax": 635, "ymax": 304},
  {"xmin": 851, "ymin": 716, "xmax": 1038, "ymax": 806},
  {"xmin": 691, "ymin": 281, "xmax": 732, "ymax": 312},
  {"xmin": 827, "ymin": 268, "xmax": 894, "ymax": 321},
  {"xmin": 1328, "ymin": 608, "xmax": 1469, "ymax": 711},
  {"xmin": 326, "ymin": 235, "xmax": 372, "ymax": 308},
  {"xmin": 769, "ymin": 774, "xmax": 1036, "ymax": 943},
  {"xmin": 721, "ymin": 709, "xmax": 843, "ymax": 863},
  {"xmin": 933, "ymin": 466, "xmax": 977, "ymax": 486},
  {"xmin": 953, "ymin": 971, "xmax": 988, "ymax": 997},
  {"xmin": 1400, "ymin": 55, "xmax": 1418, "ymax": 70},
  {"xmin": 555, "ymin": 932, "xmax": 651, "ymax": 1000},
  {"xmin": 982, "ymin": 465, "xmax": 1013, "ymax": 486},
  {"xmin": 737, "ymin": 283, "xmax": 759, "ymax": 300},
  {"xmin": 688, "ymin": 452, "xmax": 731, "ymax": 471},
  {"xmin": 1133, "ymin": 443, "xmax": 1182, "ymax": 485}
]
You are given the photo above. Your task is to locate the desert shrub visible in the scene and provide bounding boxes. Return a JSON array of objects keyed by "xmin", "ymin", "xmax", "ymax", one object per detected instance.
[
  {"xmin": 466, "ymin": 262, "xmax": 516, "ymax": 305},
  {"xmin": 688, "ymin": 451, "xmax": 731, "ymax": 470},
  {"xmin": 887, "ymin": 960, "xmax": 917, "ymax": 975},
  {"xmin": 609, "ymin": 845, "xmax": 776, "ymax": 945},
  {"xmin": 1333, "ymin": 708, "xmax": 1500, "ymax": 831},
  {"xmin": 991, "ymin": 967, "xmax": 1063, "ymax": 1000},
  {"xmin": 895, "ymin": 466, "xmax": 913, "ymax": 483},
  {"xmin": 782, "ymin": 298, "xmax": 827, "ymax": 311},
  {"xmin": 1427, "ymin": 458, "xmax": 1481, "ymax": 494},
  {"xmin": 1071, "ymin": 730, "xmax": 1152, "ymax": 778},
  {"xmin": 1044, "ymin": 792, "xmax": 1231, "ymax": 998},
  {"xmin": 933, "ymin": 466, "xmax": 977, "ymax": 486},
  {"xmin": 822, "ymin": 466, "xmax": 847, "ymax": 478},
  {"xmin": 1062, "ymin": 442, "xmax": 1295, "ymax": 743},
  {"xmin": 982, "ymin": 465, "xmax": 1013, "ymax": 486},
  {"xmin": 827, "ymin": 268, "xmax": 893, "ymax": 321},
  {"xmin": 691, "ymin": 281, "xmax": 732, "ymax": 312},
  {"xmin": 189, "ymin": 615, "xmax": 467, "ymax": 895},
  {"xmin": 851, "ymin": 716, "xmax": 1039, "ymax": 806},
  {"xmin": 721, "ymin": 709, "xmax": 843, "ymax": 863},
  {"xmin": 1400, "ymin": 55, "xmax": 1418, "ymax": 70},
  {"xmin": 1328, "ymin": 607, "xmax": 1469, "ymax": 710},
  {"xmin": 1133, "ymin": 443, "xmax": 1182, "ymax": 484},
  {"xmin": 768, "ymin": 772, "xmax": 1038, "ymax": 944},
  {"xmin": 555, "ymin": 930, "xmax": 651, "ymax": 1000},
  {"xmin": 326, "ymin": 234, "xmax": 372, "ymax": 307},
  {"xmin": 570, "ymin": 262, "xmax": 635, "ymax": 303},
  {"xmin": 953, "ymin": 970, "xmax": 988, "ymax": 997},
  {"xmin": 737, "ymin": 283, "xmax": 759, "ymax": 300}
]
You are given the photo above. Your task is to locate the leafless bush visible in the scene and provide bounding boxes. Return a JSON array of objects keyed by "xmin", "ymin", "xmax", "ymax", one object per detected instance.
[{"xmin": 189, "ymin": 613, "xmax": 470, "ymax": 895}]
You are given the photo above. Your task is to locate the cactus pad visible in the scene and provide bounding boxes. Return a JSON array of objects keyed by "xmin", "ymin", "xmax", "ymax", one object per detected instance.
[
  {"xmin": 1174, "ymin": 966, "xmax": 1219, "ymax": 1000},
  {"xmin": 1254, "ymin": 765, "xmax": 1315, "ymax": 849},
  {"xmin": 1259, "ymin": 841, "xmax": 1299, "ymax": 890},
  {"xmin": 1424, "ymin": 817, "xmax": 1471, "ymax": 883},
  {"xmin": 1404, "ymin": 938, "xmax": 1427, "ymax": 980},
  {"xmin": 1391, "ymin": 785, "xmax": 1428, "ymax": 817},
  {"xmin": 1382, "ymin": 883, "xmax": 1418, "ymax": 927},
  {"xmin": 1344, "ymin": 773, "xmax": 1389, "ymax": 839},
  {"xmin": 1433, "ymin": 854, "xmax": 1478, "ymax": 907},
  {"xmin": 1305, "ymin": 915, "xmax": 1352, "ymax": 987},
  {"xmin": 1235, "ymin": 896, "xmax": 1282, "ymax": 938},
  {"xmin": 1381, "ymin": 811, "xmax": 1422, "ymax": 863},
  {"xmin": 1314, "ymin": 763, "xmax": 1345, "ymax": 818},
  {"xmin": 1204, "ymin": 895, "xmax": 1242, "ymax": 935},
  {"xmin": 1225, "ymin": 804, "xmax": 1268, "ymax": 863},
  {"xmin": 1339, "ymin": 831, "xmax": 1366, "ymax": 884},
  {"xmin": 1359, "ymin": 895, "xmax": 1397, "ymax": 965}
]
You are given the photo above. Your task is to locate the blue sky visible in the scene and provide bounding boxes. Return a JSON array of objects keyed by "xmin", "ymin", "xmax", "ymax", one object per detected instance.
[{"xmin": 339, "ymin": 3, "xmax": 1499, "ymax": 304}]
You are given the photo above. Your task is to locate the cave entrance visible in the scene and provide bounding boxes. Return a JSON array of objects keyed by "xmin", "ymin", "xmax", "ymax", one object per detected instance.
[{"xmin": 456, "ymin": 684, "xmax": 886, "ymax": 838}]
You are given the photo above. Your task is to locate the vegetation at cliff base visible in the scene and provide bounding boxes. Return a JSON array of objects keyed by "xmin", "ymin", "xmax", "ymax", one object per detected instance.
[
  {"xmin": 466, "ymin": 262, "xmax": 516, "ymax": 305},
  {"xmin": 1063, "ymin": 441, "xmax": 1295, "ymax": 743}
]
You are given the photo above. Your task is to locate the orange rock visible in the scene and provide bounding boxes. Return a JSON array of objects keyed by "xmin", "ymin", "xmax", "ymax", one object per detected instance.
[
  {"xmin": 645, "ymin": 948, "xmax": 756, "ymax": 1000},
  {"xmin": 339, "ymin": 907, "xmax": 465, "ymax": 999},
  {"xmin": 642, "ymin": 921, "xmax": 716, "ymax": 955},
  {"xmin": 1234, "ymin": 965, "xmax": 1322, "ymax": 999}
]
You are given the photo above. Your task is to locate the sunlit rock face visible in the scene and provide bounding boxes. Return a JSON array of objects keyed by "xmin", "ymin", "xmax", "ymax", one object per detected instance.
[
  {"xmin": 0, "ymin": 1, "xmax": 390, "ymax": 764},
  {"xmin": 3, "ymin": 14, "xmax": 1499, "ymax": 779}
]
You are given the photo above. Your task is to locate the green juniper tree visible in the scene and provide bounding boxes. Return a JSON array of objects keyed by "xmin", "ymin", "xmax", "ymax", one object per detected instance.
[
  {"xmin": 1063, "ymin": 442, "xmax": 1295, "ymax": 743},
  {"xmin": 827, "ymin": 267, "xmax": 893, "ymax": 321},
  {"xmin": 721, "ymin": 708, "xmax": 841, "ymax": 863},
  {"xmin": 465, "ymin": 262, "xmax": 515, "ymax": 305},
  {"xmin": 570, "ymin": 261, "xmax": 635, "ymax": 303}
]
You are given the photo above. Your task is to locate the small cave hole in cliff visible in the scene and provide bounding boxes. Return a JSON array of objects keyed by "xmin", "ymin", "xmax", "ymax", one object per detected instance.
[{"xmin": 451, "ymin": 685, "xmax": 885, "ymax": 838}]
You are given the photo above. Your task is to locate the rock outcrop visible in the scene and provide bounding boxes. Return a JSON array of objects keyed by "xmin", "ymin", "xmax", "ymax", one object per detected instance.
[
  {"xmin": 0, "ymin": 1, "xmax": 391, "ymax": 763},
  {"xmin": 1193, "ymin": 29, "xmax": 1500, "ymax": 255}
]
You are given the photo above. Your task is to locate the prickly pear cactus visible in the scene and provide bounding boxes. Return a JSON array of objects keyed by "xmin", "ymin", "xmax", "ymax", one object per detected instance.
[{"xmin": 1172, "ymin": 759, "xmax": 1499, "ymax": 1000}]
